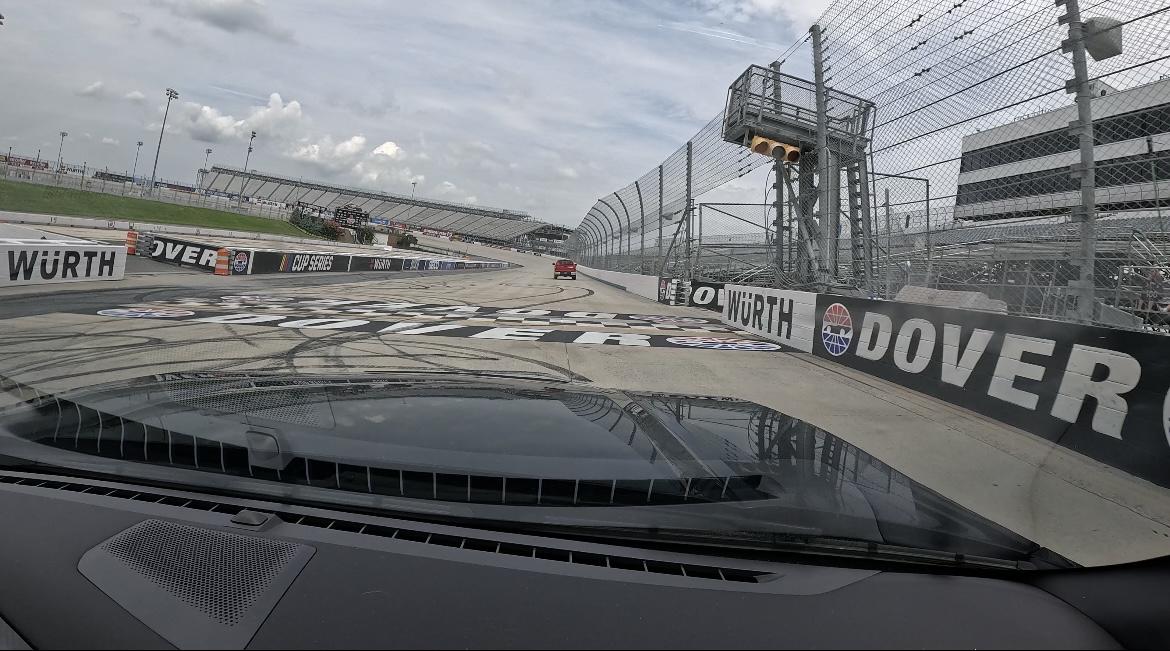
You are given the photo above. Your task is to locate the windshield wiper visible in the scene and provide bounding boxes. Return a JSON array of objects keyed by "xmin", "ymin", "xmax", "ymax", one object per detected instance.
[{"xmin": 503, "ymin": 524, "xmax": 1077, "ymax": 571}]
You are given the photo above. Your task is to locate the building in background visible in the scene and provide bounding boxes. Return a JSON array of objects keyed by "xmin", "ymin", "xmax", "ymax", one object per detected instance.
[
  {"xmin": 518, "ymin": 224, "xmax": 573, "ymax": 255},
  {"xmin": 956, "ymin": 77, "xmax": 1170, "ymax": 222}
]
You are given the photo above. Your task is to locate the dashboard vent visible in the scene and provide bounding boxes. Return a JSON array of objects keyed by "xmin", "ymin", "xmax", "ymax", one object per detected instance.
[{"xmin": 0, "ymin": 473, "xmax": 769, "ymax": 584}]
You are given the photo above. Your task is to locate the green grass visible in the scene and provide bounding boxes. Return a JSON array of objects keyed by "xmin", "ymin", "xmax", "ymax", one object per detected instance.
[{"xmin": 0, "ymin": 178, "xmax": 314, "ymax": 237}]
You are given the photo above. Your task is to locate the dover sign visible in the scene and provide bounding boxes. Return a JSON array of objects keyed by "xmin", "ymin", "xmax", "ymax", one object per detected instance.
[
  {"xmin": 148, "ymin": 236, "xmax": 220, "ymax": 271},
  {"xmin": 721, "ymin": 285, "xmax": 818, "ymax": 352},
  {"xmin": 813, "ymin": 296, "xmax": 1170, "ymax": 487}
]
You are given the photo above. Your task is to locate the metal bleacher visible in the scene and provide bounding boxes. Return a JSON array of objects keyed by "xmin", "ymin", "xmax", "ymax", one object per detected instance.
[{"xmin": 199, "ymin": 165, "xmax": 548, "ymax": 241}]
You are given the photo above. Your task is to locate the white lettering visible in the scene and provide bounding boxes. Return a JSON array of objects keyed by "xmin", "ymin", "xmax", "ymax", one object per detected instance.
[
  {"xmin": 940, "ymin": 324, "xmax": 994, "ymax": 388},
  {"xmin": 1051, "ymin": 345, "xmax": 1141, "ymax": 439},
  {"xmin": 988, "ymin": 334, "xmax": 1056, "ymax": 410},
  {"xmin": 469, "ymin": 327, "xmax": 551, "ymax": 341},
  {"xmin": 496, "ymin": 309, "xmax": 552, "ymax": 316},
  {"xmin": 198, "ymin": 248, "xmax": 217, "ymax": 267},
  {"xmin": 691, "ymin": 286, "xmax": 716, "ymax": 305},
  {"xmin": 277, "ymin": 318, "xmax": 370, "ymax": 330},
  {"xmin": 193, "ymin": 313, "xmax": 286, "ymax": 324},
  {"xmin": 423, "ymin": 306, "xmax": 483, "ymax": 314},
  {"xmin": 893, "ymin": 318, "xmax": 935, "ymax": 373},
  {"xmin": 163, "ymin": 242, "xmax": 183, "ymax": 259},
  {"xmin": 378, "ymin": 323, "xmax": 467, "ymax": 335},
  {"xmin": 299, "ymin": 299, "xmax": 366, "ymax": 306},
  {"xmin": 573, "ymin": 331, "xmax": 652, "ymax": 346},
  {"xmin": 564, "ymin": 311, "xmax": 618, "ymax": 319},
  {"xmin": 182, "ymin": 247, "xmax": 199, "ymax": 264},
  {"xmin": 362, "ymin": 302, "xmax": 424, "ymax": 310},
  {"xmin": 855, "ymin": 312, "xmax": 892, "ymax": 361}
]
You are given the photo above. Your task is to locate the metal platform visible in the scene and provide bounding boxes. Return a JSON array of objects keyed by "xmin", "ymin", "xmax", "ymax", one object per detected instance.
[{"xmin": 722, "ymin": 65, "xmax": 873, "ymax": 154}]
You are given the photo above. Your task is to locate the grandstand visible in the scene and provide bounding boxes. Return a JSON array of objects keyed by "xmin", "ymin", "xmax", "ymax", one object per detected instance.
[{"xmin": 199, "ymin": 165, "xmax": 554, "ymax": 241}]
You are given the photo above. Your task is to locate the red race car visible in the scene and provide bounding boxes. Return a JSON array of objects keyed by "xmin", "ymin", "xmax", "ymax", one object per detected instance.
[{"xmin": 553, "ymin": 259, "xmax": 577, "ymax": 280}]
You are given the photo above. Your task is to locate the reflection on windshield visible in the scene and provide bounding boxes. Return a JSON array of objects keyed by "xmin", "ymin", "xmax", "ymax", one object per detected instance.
[{"xmin": 0, "ymin": 372, "xmax": 1057, "ymax": 565}]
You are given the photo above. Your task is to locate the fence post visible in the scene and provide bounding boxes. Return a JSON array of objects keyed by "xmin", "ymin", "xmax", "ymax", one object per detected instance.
[
  {"xmin": 684, "ymin": 140, "xmax": 693, "ymax": 281},
  {"xmin": 773, "ymin": 159, "xmax": 785, "ymax": 286},
  {"xmin": 1150, "ymin": 136, "xmax": 1165, "ymax": 234},
  {"xmin": 658, "ymin": 165, "xmax": 664, "ymax": 278},
  {"xmin": 811, "ymin": 23, "xmax": 835, "ymax": 285},
  {"xmin": 696, "ymin": 203, "xmax": 703, "ymax": 276},
  {"xmin": 635, "ymin": 180, "xmax": 646, "ymax": 274},
  {"xmin": 884, "ymin": 188, "xmax": 892, "ymax": 299},
  {"xmin": 1060, "ymin": 0, "xmax": 1097, "ymax": 323}
]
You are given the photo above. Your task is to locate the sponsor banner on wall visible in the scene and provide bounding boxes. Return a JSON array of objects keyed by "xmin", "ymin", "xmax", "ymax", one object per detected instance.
[
  {"xmin": 248, "ymin": 251, "xmax": 350, "ymax": 274},
  {"xmin": 721, "ymin": 285, "xmax": 818, "ymax": 352},
  {"xmin": 147, "ymin": 236, "xmax": 221, "ymax": 271},
  {"xmin": 3, "ymin": 243, "xmax": 126, "ymax": 286},
  {"xmin": 230, "ymin": 250, "xmax": 252, "ymax": 275},
  {"xmin": 812, "ymin": 295, "xmax": 1170, "ymax": 487},
  {"xmin": 353, "ymin": 256, "xmax": 405, "ymax": 272},
  {"xmin": 688, "ymin": 281, "xmax": 725, "ymax": 312}
]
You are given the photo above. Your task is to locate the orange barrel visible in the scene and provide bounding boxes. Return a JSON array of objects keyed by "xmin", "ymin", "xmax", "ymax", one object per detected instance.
[
  {"xmin": 214, "ymin": 248, "xmax": 231, "ymax": 276},
  {"xmin": 125, "ymin": 230, "xmax": 138, "ymax": 255}
]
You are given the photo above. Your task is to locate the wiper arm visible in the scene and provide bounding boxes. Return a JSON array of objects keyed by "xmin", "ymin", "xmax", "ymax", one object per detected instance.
[{"xmin": 514, "ymin": 524, "xmax": 1072, "ymax": 571}]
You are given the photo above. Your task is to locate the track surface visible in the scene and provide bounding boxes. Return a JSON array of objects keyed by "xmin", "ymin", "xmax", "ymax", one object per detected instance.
[{"xmin": 2, "ymin": 231, "xmax": 1169, "ymax": 567}]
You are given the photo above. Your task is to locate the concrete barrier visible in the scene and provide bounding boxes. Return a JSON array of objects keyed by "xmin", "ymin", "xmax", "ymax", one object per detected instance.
[
  {"xmin": 2, "ymin": 239, "xmax": 126, "ymax": 287},
  {"xmin": 575, "ymin": 265, "xmax": 660, "ymax": 301},
  {"xmin": 560, "ymin": 268, "xmax": 1170, "ymax": 488}
]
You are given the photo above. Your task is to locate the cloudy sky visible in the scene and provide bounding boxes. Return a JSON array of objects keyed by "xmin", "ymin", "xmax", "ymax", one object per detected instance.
[{"xmin": 0, "ymin": 0, "xmax": 829, "ymax": 225}]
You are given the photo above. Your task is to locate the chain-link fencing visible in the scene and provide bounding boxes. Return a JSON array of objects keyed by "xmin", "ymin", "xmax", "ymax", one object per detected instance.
[
  {"xmin": 569, "ymin": 0, "xmax": 1170, "ymax": 333},
  {"xmin": 0, "ymin": 160, "xmax": 293, "ymax": 221}
]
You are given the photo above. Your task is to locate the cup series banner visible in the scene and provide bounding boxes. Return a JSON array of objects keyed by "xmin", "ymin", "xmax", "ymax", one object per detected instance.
[{"xmin": 812, "ymin": 295, "xmax": 1170, "ymax": 487}]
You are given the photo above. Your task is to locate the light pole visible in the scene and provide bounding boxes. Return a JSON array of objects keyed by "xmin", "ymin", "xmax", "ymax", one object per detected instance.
[
  {"xmin": 131, "ymin": 140, "xmax": 143, "ymax": 187},
  {"xmin": 56, "ymin": 131, "xmax": 67, "ymax": 177},
  {"xmin": 148, "ymin": 87, "xmax": 179, "ymax": 197},
  {"xmin": 201, "ymin": 147, "xmax": 212, "ymax": 187},
  {"xmin": 237, "ymin": 130, "xmax": 256, "ymax": 210},
  {"xmin": 411, "ymin": 180, "xmax": 417, "ymax": 200}
]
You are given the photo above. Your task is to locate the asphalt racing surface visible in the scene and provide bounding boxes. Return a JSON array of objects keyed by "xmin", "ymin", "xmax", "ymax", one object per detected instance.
[{"xmin": 2, "ymin": 231, "xmax": 1170, "ymax": 567}]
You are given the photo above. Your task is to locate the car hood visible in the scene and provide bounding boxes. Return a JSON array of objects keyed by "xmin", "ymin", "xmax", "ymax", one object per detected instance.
[{"xmin": 0, "ymin": 371, "xmax": 1064, "ymax": 566}]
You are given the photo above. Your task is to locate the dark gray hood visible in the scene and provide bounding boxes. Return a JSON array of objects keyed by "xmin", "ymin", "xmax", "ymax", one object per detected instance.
[{"xmin": 0, "ymin": 372, "xmax": 1067, "ymax": 567}]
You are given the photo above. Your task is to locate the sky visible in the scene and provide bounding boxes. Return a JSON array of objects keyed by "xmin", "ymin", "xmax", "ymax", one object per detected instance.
[{"xmin": 0, "ymin": 0, "xmax": 830, "ymax": 226}]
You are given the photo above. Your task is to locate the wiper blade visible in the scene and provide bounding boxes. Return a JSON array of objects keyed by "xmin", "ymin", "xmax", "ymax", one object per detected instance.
[{"xmin": 528, "ymin": 525, "xmax": 1072, "ymax": 571}]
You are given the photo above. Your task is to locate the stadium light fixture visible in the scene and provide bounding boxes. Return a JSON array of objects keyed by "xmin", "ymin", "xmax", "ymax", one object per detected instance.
[
  {"xmin": 148, "ymin": 88, "xmax": 179, "ymax": 197},
  {"xmin": 238, "ymin": 131, "xmax": 257, "ymax": 209},
  {"xmin": 131, "ymin": 141, "xmax": 143, "ymax": 185},
  {"xmin": 56, "ymin": 131, "xmax": 68, "ymax": 175}
]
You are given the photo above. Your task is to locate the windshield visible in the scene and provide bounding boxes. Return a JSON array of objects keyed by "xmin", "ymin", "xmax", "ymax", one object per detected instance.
[{"xmin": 1, "ymin": 0, "xmax": 1169, "ymax": 576}]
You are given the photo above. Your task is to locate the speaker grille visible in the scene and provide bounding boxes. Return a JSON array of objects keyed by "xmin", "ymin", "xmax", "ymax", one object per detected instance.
[
  {"xmin": 101, "ymin": 520, "xmax": 301, "ymax": 627},
  {"xmin": 80, "ymin": 519, "xmax": 314, "ymax": 648}
]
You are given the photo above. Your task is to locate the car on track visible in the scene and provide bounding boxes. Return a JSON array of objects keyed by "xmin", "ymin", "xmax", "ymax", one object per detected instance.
[{"xmin": 553, "ymin": 258, "xmax": 577, "ymax": 279}]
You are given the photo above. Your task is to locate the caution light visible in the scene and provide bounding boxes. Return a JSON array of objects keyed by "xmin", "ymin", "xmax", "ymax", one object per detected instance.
[{"xmin": 750, "ymin": 135, "xmax": 801, "ymax": 163}]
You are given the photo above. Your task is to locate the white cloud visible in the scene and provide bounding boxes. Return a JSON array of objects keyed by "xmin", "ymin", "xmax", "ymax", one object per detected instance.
[
  {"xmin": 172, "ymin": 103, "xmax": 246, "ymax": 143},
  {"xmin": 556, "ymin": 166, "xmax": 579, "ymax": 179},
  {"xmin": 163, "ymin": 0, "xmax": 294, "ymax": 42},
  {"xmin": 437, "ymin": 181, "xmax": 459, "ymax": 194},
  {"xmin": 464, "ymin": 196, "xmax": 478, "ymax": 204},
  {"xmin": 371, "ymin": 141, "xmax": 404, "ymax": 160},
  {"xmin": 101, "ymin": 137, "xmax": 120, "ymax": 145},
  {"xmin": 124, "ymin": 90, "xmax": 146, "ymax": 103},
  {"xmin": 77, "ymin": 81, "xmax": 106, "ymax": 98},
  {"xmin": 698, "ymin": 0, "xmax": 829, "ymax": 26},
  {"xmin": 290, "ymin": 135, "xmax": 367, "ymax": 170}
]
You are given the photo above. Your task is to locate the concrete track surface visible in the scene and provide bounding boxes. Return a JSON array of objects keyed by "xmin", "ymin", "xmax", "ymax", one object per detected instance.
[{"xmin": 2, "ymin": 227, "xmax": 1169, "ymax": 567}]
